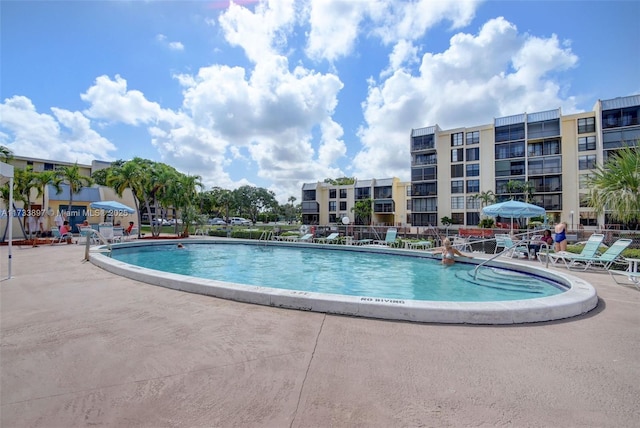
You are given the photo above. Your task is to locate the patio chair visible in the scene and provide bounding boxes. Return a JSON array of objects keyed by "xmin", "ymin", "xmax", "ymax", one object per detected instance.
[
  {"xmin": 50, "ymin": 227, "xmax": 66, "ymax": 245},
  {"xmin": 373, "ymin": 228, "xmax": 398, "ymax": 246},
  {"xmin": 494, "ymin": 234, "xmax": 510, "ymax": 253},
  {"xmin": 500, "ymin": 236, "xmax": 530, "ymax": 258},
  {"xmin": 540, "ymin": 233, "xmax": 605, "ymax": 267},
  {"xmin": 566, "ymin": 238, "xmax": 632, "ymax": 271},
  {"xmin": 314, "ymin": 232, "xmax": 340, "ymax": 244},
  {"xmin": 99, "ymin": 225, "xmax": 115, "ymax": 243},
  {"xmin": 608, "ymin": 269, "xmax": 640, "ymax": 290}
]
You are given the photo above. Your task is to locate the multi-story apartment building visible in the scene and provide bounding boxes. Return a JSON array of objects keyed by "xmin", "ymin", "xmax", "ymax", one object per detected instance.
[
  {"xmin": 410, "ymin": 94, "xmax": 640, "ymax": 230},
  {"xmin": 301, "ymin": 178, "xmax": 410, "ymax": 226}
]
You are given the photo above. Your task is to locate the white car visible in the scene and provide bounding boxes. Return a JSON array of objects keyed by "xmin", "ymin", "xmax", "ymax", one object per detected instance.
[{"xmin": 230, "ymin": 217, "xmax": 252, "ymax": 226}]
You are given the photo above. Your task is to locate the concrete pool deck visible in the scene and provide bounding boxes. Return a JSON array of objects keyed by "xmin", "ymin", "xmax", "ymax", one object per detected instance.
[{"xmin": 1, "ymin": 240, "xmax": 639, "ymax": 427}]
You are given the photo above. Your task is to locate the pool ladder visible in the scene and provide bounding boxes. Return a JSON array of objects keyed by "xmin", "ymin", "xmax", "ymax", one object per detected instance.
[{"xmin": 258, "ymin": 230, "xmax": 273, "ymax": 244}]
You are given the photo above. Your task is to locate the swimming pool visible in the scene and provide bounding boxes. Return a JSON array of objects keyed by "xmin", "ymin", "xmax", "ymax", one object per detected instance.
[
  {"xmin": 90, "ymin": 239, "xmax": 598, "ymax": 324},
  {"xmin": 110, "ymin": 243, "xmax": 563, "ymax": 302}
]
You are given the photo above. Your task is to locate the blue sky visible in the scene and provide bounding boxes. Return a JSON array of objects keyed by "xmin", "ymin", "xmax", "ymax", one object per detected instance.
[{"xmin": 1, "ymin": 0, "xmax": 638, "ymax": 202}]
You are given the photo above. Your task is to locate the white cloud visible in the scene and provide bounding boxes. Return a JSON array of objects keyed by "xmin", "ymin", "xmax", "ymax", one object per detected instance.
[
  {"xmin": 168, "ymin": 41, "xmax": 185, "ymax": 51},
  {"xmin": 81, "ymin": 75, "xmax": 162, "ymax": 125},
  {"xmin": 0, "ymin": 95, "xmax": 116, "ymax": 164},
  {"xmin": 353, "ymin": 16, "xmax": 579, "ymax": 181}
]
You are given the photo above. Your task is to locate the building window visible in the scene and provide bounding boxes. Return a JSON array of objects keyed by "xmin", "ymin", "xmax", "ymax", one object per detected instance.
[
  {"xmin": 527, "ymin": 156, "xmax": 561, "ymax": 174},
  {"xmin": 466, "ymin": 196, "xmax": 480, "ymax": 210},
  {"xmin": 451, "ymin": 213, "xmax": 464, "ymax": 224},
  {"xmin": 303, "ymin": 190, "xmax": 316, "ymax": 201},
  {"xmin": 355, "ymin": 188, "xmax": 370, "ymax": 199},
  {"xmin": 339, "ymin": 201, "xmax": 347, "ymax": 210},
  {"xmin": 578, "ymin": 117, "xmax": 596, "ymax": 133},
  {"xmin": 413, "ymin": 183, "xmax": 437, "ymax": 196},
  {"xmin": 495, "ymin": 123, "xmax": 525, "ymax": 142},
  {"xmin": 495, "ymin": 141, "xmax": 525, "ymax": 159},
  {"xmin": 328, "ymin": 201, "xmax": 336, "ymax": 211},
  {"xmin": 451, "ymin": 132, "xmax": 464, "ymax": 146},
  {"xmin": 579, "ymin": 155, "xmax": 597, "ymax": 170},
  {"xmin": 466, "ymin": 212, "xmax": 480, "ymax": 226},
  {"xmin": 339, "ymin": 189, "xmax": 347, "ymax": 198},
  {"xmin": 579, "ymin": 211, "xmax": 597, "ymax": 226},
  {"xmin": 329, "ymin": 213, "xmax": 337, "ymax": 223},
  {"xmin": 466, "ymin": 147, "xmax": 479, "ymax": 161},
  {"xmin": 451, "ymin": 180, "xmax": 464, "ymax": 194},
  {"xmin": 374, "ymin": 186, "xmax": 392, "ymax": 199},
  {"xmin": 578, "ymin": 136, "xmax": 596, "ymax": 151},
  {"xmin": 451, "ymin": 164, "xmax": 464, "ymax": 178},
  {"xmin": 466, "ymin": 131, "xmax": 479, "ymax": 145},
  {"xmin": 495, "ymin": 160, "xmax": 525, "ymax": 177},
  {"xmin": 411, "ymin": 166, "xmax": 437, "ymax": 181},
  {"xmin": 466, "ymin": 179, "xmax": 480, "ymax": 193},
  {"xmin": 466, "ymin": 164, "xmax": 479, "ymax": 177},
  {"xmin": 451, "ymin": 148, "xmax": 464, "ymax": 162},
  {"xmin": 578, "ymin": 174, "xmax": 593, "ymax": 190},
  {"xmin": 412, "ymin": 134, "xmax": 435, "ymax": 151},
  {"xmin": 329, "ymin": 189, "xmax": 336, "ymax": 198},
  {"xmin": 528, "ymin": 119, "xmax": 560, "ymax": 139},
  {"xmin": 44, "ymin": 163, "xmax": 54, "ymax": 171},
  {"xmin": 451, "ymin": 196, "xmax": 464, "ymax": 209}
]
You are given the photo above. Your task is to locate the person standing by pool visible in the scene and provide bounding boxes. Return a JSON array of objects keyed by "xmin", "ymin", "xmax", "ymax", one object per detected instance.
[
  {"xmin": 554, "ymin": 221, "xmax": 568, "ymax": 252},
  {"xmin": 430, "ymin": 238, "xmax": 472, "ymax": 265}
]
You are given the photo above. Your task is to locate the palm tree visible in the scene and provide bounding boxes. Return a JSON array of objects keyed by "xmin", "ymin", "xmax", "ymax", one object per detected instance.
[
  {"xmin": 351, "ymin": 198, "xmax": 373, "ymax": 226},
  {"xmin": 586, "ymin": 145, "xmax": 640, "ymax": 224},
  {"xmin": 57, "ymin": 163, "xmax": 94, "ymax": 220},
  {"xmin": 33, "ymin": 170, "xmax": 62, "ymax": 210},
  {"xmin": 107, "ymin": 160, "xmax": 147, "ymax": 238},
  {"xmin": 474, "ymin": 190, "xmax": 496, "ymax": 208},
  {"xmin": 0, "ymin": 145, "xmax": 13, "ymax": 163}
]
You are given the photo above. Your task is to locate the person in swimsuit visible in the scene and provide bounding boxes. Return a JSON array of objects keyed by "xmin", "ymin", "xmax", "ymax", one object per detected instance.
[
  {"xmin": 430, "ymin": 238, "xmax": 472, "ymax": 265},
  {"xmin": 554, "ymin": 222, "xmax": 567, "ymax": 252}
]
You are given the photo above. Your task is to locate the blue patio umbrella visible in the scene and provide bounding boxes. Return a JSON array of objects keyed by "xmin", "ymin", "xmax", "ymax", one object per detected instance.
[{"xmin": 482, "ymin": 200, "xmax": 545, "ymax": 232}]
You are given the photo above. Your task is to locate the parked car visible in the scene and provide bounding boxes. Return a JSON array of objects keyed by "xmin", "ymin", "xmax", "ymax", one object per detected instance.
[
  {"xmin": 151, "ymin": 218, "xmax": 170, "ymax": 226},
  {"xmin": 208, "ymin": 218, "xmax": 227, "ymax": 225},
  {"xmin": 230, "ymin": 217, "xmax": 252, "ymax": 226},
  {"xmin": 166, "ymin": 218, "xmax": 183, "ymax": 225}
]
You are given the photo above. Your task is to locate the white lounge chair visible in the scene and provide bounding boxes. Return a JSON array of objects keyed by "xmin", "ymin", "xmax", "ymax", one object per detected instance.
[
  {"xmin": 373, "ymin": 228, "xmax": 398, "ymax": 246},
  {"xmin": 314, "ymin": 232, "xmax": 340, "ymax": 244}
]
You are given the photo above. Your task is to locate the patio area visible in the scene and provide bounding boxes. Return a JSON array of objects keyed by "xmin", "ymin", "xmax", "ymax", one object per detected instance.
[{"xmin": 1, "ymin": 241, "xmax": 639, "ymax": 427}]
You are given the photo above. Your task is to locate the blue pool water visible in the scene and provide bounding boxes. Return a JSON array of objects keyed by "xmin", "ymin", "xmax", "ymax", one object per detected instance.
[{"xmin": 111, "ymin": 243, "xmax": 565, "ymax": 302}]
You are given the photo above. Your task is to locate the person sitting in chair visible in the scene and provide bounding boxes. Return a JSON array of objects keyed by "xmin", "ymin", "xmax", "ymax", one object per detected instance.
[{"xmin": 60, "ymin": 221, "xmax": 73, "ymax": 244}]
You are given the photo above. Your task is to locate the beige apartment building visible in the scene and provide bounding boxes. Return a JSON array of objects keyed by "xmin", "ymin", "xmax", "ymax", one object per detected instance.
[
  {"xmin": 301, "ymin": 178, "xmax": 411, "ymax": 226},
  {"xmin": 1, "ymin": 156, "xmax": 135, "ymax": 239},
  {"xmin": 410, "ymin": 94, "xmax": 640, "ymax": 230}
]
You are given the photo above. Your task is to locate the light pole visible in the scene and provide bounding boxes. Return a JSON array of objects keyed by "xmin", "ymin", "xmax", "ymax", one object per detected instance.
[{"xmin": 570, "ymin": 210, "xmax": 574, "ymax": 232}]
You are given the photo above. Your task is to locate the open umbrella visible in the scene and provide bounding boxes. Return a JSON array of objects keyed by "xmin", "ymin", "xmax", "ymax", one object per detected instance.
[
  {"xmin": 482, "ymin": 200, "xmax": 545, "ymax": 232},
  {"xmin": 90, "ymin": 201, "xmax": 136, "ymax": 225},
  {"xmin": 90, "ymin": 201, "xmax": 135, "ymax": 214}
]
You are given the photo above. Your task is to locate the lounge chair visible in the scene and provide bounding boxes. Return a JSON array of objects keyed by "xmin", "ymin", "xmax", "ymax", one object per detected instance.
[
  {"xmin": 503, "ymin": 236, "xmax": 531, "ymax": 258},
  {"xmin": 494, "ymin": 234, "xmax": 510, "ymax": 253},
  {"xmin": 297, "ymin": 233, "xmax": 314, "ymax": 242},
  {"xmin": 566, "ymin": 238, "xmax": 632, "ymax": 271},
  {"xmin": 373, "ymin": 228, "xmax": 398, "ymax": 247},
  {"xmin": 608, "ymin": 269, "xmax": 640, "ymax": 290},
  {"xmin": 540, "ymin": 233, "xmax": 605, "ymax": 267},
  {"xmin": 314, "ymin": 232, "xmax": 340, "ymax": 244}
]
